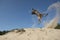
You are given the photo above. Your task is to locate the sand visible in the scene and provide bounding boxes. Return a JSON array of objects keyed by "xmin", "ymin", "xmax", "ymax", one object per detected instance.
[{"xmin": 0, "ymin": 28, "xmax": 60, "ymax": 40}]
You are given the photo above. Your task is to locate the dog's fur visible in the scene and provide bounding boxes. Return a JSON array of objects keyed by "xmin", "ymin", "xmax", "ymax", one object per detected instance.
[{"xmin": 32, "ymin": 8, "xmax": 48, "ymax": 22}]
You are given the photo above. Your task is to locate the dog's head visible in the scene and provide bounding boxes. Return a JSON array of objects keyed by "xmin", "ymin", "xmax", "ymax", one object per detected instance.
[{"xmin": 32, "ymin": 8, "xmax": 38, "ymax": 15}]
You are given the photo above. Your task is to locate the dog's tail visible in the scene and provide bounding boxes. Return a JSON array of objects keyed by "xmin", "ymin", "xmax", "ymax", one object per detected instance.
[{"xmin": 44, "ymin": 13, "xmax": 48, "ymax": 17}]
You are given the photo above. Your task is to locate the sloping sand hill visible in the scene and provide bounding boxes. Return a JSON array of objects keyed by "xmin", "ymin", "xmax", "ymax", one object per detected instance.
[{"xmin": 0, "ymin": 28, "xmax": 60, "ymax": 40}]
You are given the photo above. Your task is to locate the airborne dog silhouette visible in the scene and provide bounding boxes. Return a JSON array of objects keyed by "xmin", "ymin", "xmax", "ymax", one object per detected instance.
[{"xmin": 32, "ymin": 8, "xmax": 48, "ymax": 23}]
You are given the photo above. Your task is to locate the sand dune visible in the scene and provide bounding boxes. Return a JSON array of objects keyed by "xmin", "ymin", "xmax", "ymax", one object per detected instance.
[
  {"xmin": 0, "ymin": 2, "xmax": 60, "ymax": 40},
  {"xmin": 0, "ymin": 28, "xmax": 60, "ymax": 40}
]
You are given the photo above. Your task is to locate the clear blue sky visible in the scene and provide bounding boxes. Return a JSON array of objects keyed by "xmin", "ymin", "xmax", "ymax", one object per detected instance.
[{"xmin": 0, "ymin": 0, "xmax": 60, "ymax": 31}]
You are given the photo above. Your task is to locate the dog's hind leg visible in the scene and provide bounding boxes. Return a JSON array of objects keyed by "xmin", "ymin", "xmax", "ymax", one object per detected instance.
[{"xmin": 38, "ymin": 17, "xmax": 41, "ymax": 23}]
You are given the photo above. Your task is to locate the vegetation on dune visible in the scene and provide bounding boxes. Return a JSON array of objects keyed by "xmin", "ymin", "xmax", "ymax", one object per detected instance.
[
  {"xmin": 0, "ymin": 28, "xmax": 25, "ymax": 35},
  {"xmin": 55, "ymin": 24, "xmax": 60, "ymax": 29},
  {"xmin": 16, "ymin": 28, "xmax": 25, "ymax": 33},
  {"xmin": 0, "ymin": 31, "xmax": 10, "ymax": 35}
]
